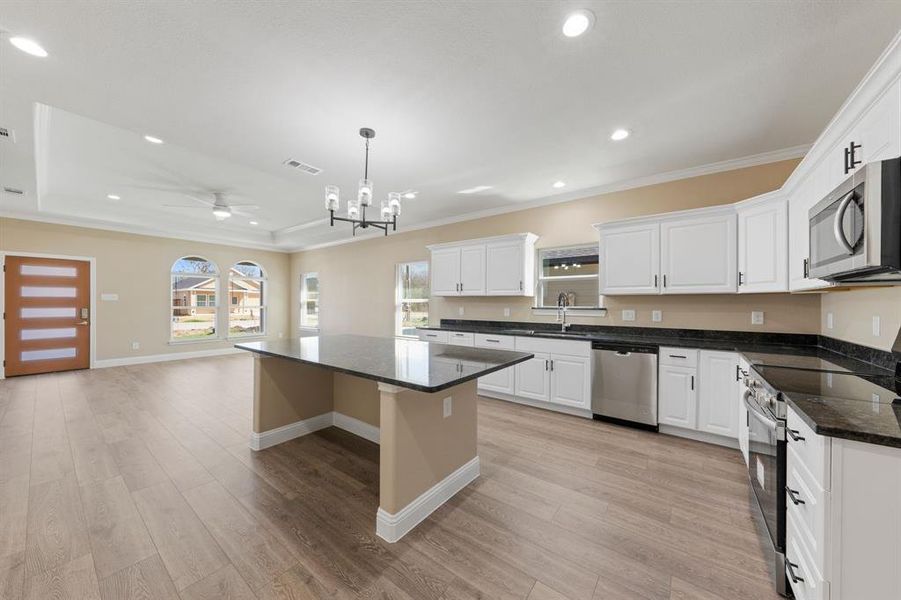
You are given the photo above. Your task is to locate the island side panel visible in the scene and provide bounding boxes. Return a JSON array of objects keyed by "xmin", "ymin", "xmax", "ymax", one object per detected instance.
[
  {"xmin": 252, "ymin": 354, "xmax": 334, "ymax": 440},
  {"xmin": 333, "ymin": 372, "xmax": 381, "ymax": 428},
  {"xmin": 377, "ymin": 379, "xmax": 479, "ymax": 541}
]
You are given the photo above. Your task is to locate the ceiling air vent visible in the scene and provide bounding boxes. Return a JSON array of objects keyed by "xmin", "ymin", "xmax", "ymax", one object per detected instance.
[
  {"xmin": 283, "ymin": 158, "xmax": 322, "ymax": 175},
  {"xmin": 3, "ymin": 186, "xmax": 24, "ymax": 195}
]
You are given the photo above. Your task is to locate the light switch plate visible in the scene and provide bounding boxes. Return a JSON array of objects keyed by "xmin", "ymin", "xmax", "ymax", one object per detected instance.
[
  {"xmin": 458, "ymin": 306, "xmax": 465, "ymax": 316},
  {"xmin": 872, "ymin": 315, "xmax": 881, "ymax": 337},
  {"xmin": 651, "ymin": 310, "xmax": 662, "ymax": 322},
  {"xmin": 751, "ymin": 311, "xmax": 764, "ymax": 325},
  {"xmin": 131, "ymin": 341, "xmax": 140, "ymax": 350},
  {"xmin": 621, "ymin": 309, "xmax": 636, "ymax": 322},
  {"xmin": 443, "ymin": 397, "xmax": 452, "ymax": 418},
  {"xmin": 503, "ymin": 307, "xmax": 510, "ymax": 317},
  {"xmin": 826, "ymin": 312, "xmax": 834, "ymax": 330}
]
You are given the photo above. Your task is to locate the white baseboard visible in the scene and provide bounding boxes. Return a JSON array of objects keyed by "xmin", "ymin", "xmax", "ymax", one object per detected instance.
[
  {"xmin": 659, "ymin": 424, "xmax": 739, "ymax": 450},
  {"xmin": 94, "ymin": 347, "xmax": 243, "ymax": 368},
  {"xmin": 333, "ymin": 411, "xmax": 380, "ymax": 444},
  {"xmin": 376, "ymin": 456, "xmax": 480, "ymax": 543},
  {"xmin": 250, "ymin": 411, "xmax": 381, "ymax": 451},
  {"xmin": 478, "ymin": 389, "xmax": 593, "ymax": 419}
]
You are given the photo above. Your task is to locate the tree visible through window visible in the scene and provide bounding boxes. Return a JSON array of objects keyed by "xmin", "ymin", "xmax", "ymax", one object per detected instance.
[
  {"xmin": 229, "ymin": 261, "xmax": 266, "ymax": 336},
  {"xmin": 171, "ymin": 256, "xmax": 219, "ymax": 341},
  {"xmin": 396, "ymin": 261, "xmax": 429, "ymax": 337},
  {"xmin": 300, "ymin": 273, "xmax": 319, "ymax": 329}
]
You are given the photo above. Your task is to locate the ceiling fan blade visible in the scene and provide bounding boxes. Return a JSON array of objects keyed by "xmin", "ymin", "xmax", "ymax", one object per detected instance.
[
  {"xmin": 162, "ymin": 204, "xmax": 208, "ymax": 208},
  {"xmin": 228, "ymin": 204, "xmax": 259, "ymax": 209}
]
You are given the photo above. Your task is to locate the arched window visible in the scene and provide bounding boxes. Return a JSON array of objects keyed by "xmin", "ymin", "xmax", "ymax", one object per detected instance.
[
  {"xmin": 229, "ymin": 261, "xmax": 266, "ymax": 336},
  {"xmin": 171, "ymin": 256, "xmax": 219, "ymax": 341}
]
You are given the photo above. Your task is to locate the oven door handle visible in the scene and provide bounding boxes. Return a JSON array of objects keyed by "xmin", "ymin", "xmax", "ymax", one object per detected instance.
[
  {"xmin": 744, "ymin": 391, "xmax": 784, "ymax": 439},
  {"xmin": 833, "ymin": 190, "xmax": 857, "ymax": 255}
]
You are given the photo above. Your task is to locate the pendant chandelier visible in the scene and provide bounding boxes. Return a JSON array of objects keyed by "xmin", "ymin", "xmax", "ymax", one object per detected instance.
[{"xmin": 324, "ymin": 127, "xmax": 401, "ymax": 236}]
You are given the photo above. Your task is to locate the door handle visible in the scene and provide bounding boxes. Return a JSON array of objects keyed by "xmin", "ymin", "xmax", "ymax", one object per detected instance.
[
  {"xmin": 803, "ymin": 258, "xmax": 809, "ymax": 278},
  {"xmin": 654, "ymin": 274, "xmax": 658, "ymax": 287},
  {"xmin": 76, "ymin": 321, "xmax": 89, "ymax": 326},
  {"xmin": 785, "ymin": 558, "xmax": 805, "ymax": 584},
  {"xmin": 787, "ymin": 428, "xmax": 806, "ymax": 442},
  {"xmin": 833, "ymin": 190, "xmax": 857, "ymax": 255},
  {"xmin": 785, "ymin": 486, "xmax": 805, "ymax": 506}
]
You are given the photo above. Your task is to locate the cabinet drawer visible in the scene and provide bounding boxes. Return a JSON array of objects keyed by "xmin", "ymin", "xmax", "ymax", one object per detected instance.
[
  {"xmin": 659, "ymin": 347, "xmax": 698, "ymax": 368},
  {"xmin": 417, "ymin": 330, "xmax": 448, "ymax": 343},
  {"xmin": 474, "ymin": 333, "xmax": 514, "ymax": 350},
  {"xmin": 787, "ymin": 407, "xmax": 831, "ymax": 490},
  {"xmin": 786, "ymin": 512, "xmax": 828, "ymax": 600},
  {"xmin": 446, "ymin": 331, "xmax": 474, "ymax": 346},
  {"xmin": 514, "ymin": 336, "xmax": 590, "ymax": 358},
  {"xmin": 787, "ymin": 444, "xmax": 829, "ymax": 575}
]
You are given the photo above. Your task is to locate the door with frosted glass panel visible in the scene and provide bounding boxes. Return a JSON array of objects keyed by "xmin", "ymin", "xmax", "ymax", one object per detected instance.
[{"xmin": 4, "ymin": 256, "xmax": 90, "ymax": 376}]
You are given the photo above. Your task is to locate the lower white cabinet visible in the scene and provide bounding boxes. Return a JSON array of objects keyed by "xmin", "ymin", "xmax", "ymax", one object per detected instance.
[
  {"xmin": 697, "ymin": 351, "xmax": 740, "ymax": 438},
  {"xmin": 513, "ymin": 355, "xmax": 550, "ymax": 402},
  {"xmin": 658, "ymin": 364, "xmax": 697, "ymax": 429},
  {"xmin": 549, "ymin": 355, "xmax": 591, "ymax": 409},
  {"xmin": 737, "ymin": 357, "xmax": 750, "ymax": 465}
]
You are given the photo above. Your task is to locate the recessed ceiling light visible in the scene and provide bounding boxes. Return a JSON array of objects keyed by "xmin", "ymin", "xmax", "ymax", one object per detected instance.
[
  {"xmin": 9, "ymin": 37, "xmax": 48, "ymax": 58},
  {"xmin": 562, "ymin": 10, "xmax": 594, "ymax": 38},
  {"xmin": 106, "ymin": 194, "xmax": 120, "ymax": 200},
  {"xmin": 610, "ymin": 128, "xmax": 630, "ymax": 141},
  {"xmin": 249, "ymin": 220, "xmax": 259, "ymax": 225},
  {"xmin": 552, "ymin": 181, "xmax": 566, "ymax": 189},
  {"xmin": 143, "ymin": 135, "xmax": 164, "ymax": 144},
  {"xmin": 403, "ymin": 191, "xmax": 417, "ymax": 200},
  {"xmin": 458, "ymin": 185, "xmax": 493, "ymax": 194}
]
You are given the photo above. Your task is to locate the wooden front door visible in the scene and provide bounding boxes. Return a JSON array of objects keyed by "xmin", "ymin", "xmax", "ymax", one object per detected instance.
[{"xmin": 4, "ymin": 256, "xmax": 91, "ymax": 376}]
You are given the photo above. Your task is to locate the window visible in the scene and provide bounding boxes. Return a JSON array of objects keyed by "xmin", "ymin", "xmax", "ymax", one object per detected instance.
[
  {"xmin": 535, "ymin": 245, "xmax": 600, "ymax": 308},
  {"xmin": 300, "ymin": 273, "xmax": 319, "ymax": 329},
  {"xmin": 229, "ymin": 261, "xmax": 266, "ymax": 337},
  {"xmin": 171, "ymin": 256, "xmax": 219, "ymax": 341},
  {"xmin": 395, "ymin": 261, "xmax": 429, "ymax": 337}
]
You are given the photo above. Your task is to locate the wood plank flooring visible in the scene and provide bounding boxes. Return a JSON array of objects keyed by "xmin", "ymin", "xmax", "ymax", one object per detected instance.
[{"xmin": 0, "ymin": 355, "xmax": 782, "ymax": 599}]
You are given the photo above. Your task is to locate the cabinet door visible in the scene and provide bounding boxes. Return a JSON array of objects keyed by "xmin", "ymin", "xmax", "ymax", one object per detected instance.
[
  {"xmin": 514, "ymin": 355, "xmax": 550, "ymax": 402},
  {"xmin": 738, "ymin": 197, "xmax": 788, "ymax": 293},
  {"xmin": 430, "ymin": 247, "xmax": 461, "ymax": 296},
  {"xmin": 697, "ymin": 351, "xmax": 740, "ymax": 439},
  {"xmin": 485, "ymin": 241, "xmax": 525, "ymax": 295},
  {"xmin": 858, "ymin": 79, "xmax": 901, "ymax": 166},
  {"xmin": 459, "ymin": 245, "xmax": 486, "ymax": 295},
  {"xmin": 599, "ymin": 222, "xmax": 660, "ymax": 295},
  {"xmin": 478, "ymin": 367, "xmax": 514, "ymax": 396},
  {"xmin": 661, "ymin": 212, "xmax": 737, "ymax": 294},
  {"xmin": 658, "ymin": 364, "xmax": 697, "ymax": 429},
  {"xmin": 549, "ymin": 354, "xmax": 590, "ymax": 409},
  {"xmin": 737, "ymin": 358, "xmax": 750, "ymax": 465}
]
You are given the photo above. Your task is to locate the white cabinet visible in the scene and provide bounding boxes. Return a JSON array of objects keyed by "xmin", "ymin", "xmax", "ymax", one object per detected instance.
[
  {"xmin": 788, "ymin": 164, "xmax": 834, "ymax": 292},
  {"xmin": 737, "ymin": 357, "xmax": 750, "ymax": 465},
  {"xmin": 475, "ymin": 334, "xmax": 515, "ymax": 395},
  {"xmin": 514, "ymin": 355, "xmax": 550, "ymax": 402},
  {"xmin": 658, "ymin": 364, "xmax": 697, "ymax": 429},
  {"xmin": 660, "ymin": 209, "xmax": 737, "ymax": 294},
  {"xmin": 737, "ymin": 192, "xmax": 788, "ymax": 293},
  {"xmin": 598, "ymin": 222, "xmax": 660, "ymax": 295},
  {"xmin": 549, "ymin": 355, "xmax": 590, "ymax": 409},
  {"xmin": 428, "ymin": 233, "xmax": 538, "ymax": 297},
  {"xmin": 417, "ymin": 329, "xmax": 448, "ymax": 343},
  {"xmin": 697, "ymin": 351, "xmax": 740, "ymax": 438},
  {"xmin": 446, "ymin": 331, "xmax": 474, "ymax": 346}
]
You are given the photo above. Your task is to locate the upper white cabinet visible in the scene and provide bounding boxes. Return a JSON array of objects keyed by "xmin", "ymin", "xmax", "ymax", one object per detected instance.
[
  {"xmin": 660, "ymin": 208, "xmax": 737, "ymax": 294},
  {"xmin": 428, "ymin": 233, "xmax": 538, "ymax": 297},
  {"xmin": 736, "ymin": 192, "xmax": 788, "ymax": 293},
  {"xmin": 598, "ymin": 222, "xmax": 660, "ymax": 295}
]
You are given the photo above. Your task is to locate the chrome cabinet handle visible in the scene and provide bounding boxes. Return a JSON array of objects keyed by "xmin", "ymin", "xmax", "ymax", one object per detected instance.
[
  {"xmin": 833, "ymin": 190, "xmax": 857, "ymax": 255},
  {"xmin": 785, "ymin": 558, "xmax": 805, "ymax": 584},
  {"xmin": 787, "ymin": 428, "xmax": 806, "ymax": 442},
  {"xmin": 786, "ymin": 486, "xmax": 805, "ymax": 505}
]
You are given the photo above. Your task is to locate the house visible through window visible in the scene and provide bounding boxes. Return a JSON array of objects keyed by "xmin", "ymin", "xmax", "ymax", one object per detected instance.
[
  {"xmin": 171, "ymin": 256, "xmax": 219, "ymax": 341},
  {"xmin": 396, "ymin": 261, "xmax": 429, "ymax": 337},
  {"xmin": 536, "ymin": 245, "xmax": 599, "ymax": 308},
  {"xmin": 300, "ymin": 273, "xmax": 319, "ymax": 329},
  {"xmin": 229, "ymin": 261, "xmax": 266, "ymax": 337}
]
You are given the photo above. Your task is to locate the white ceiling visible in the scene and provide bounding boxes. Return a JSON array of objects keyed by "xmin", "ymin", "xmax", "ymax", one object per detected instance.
[{"xmin": 1, "ymin": 1, "xmax": 900, "ymax": 251}]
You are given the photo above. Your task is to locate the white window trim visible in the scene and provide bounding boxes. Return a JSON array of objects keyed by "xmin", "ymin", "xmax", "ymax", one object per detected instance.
[
  {"xmin": 170, "ymin": 256, "xmax": 221, "ymax": 343},
  {"xmin": 395, "ymin": 261, "xmax": 429, "ymax": 338},
  {"xmin": 227, "ymin": 261, "xmax": 267, "ymax": 339},
  {"xmin": 299, "ymin": 272, "xmax": 320, "ymax": 331},
  {"xmin": 534, "ymin": 244, "xmax": 601, "ymax": 309}
]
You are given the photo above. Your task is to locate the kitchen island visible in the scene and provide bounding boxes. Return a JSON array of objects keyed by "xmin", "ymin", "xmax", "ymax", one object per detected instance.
[{"xmin": 235, "ymin": 334, "xmax": 532, "ymax": 542}]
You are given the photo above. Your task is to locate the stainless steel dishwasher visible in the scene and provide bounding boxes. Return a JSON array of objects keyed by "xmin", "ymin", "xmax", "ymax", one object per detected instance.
[{"xmin": 591, "ymin": 341, "xmax": 658, "ymax": 429}]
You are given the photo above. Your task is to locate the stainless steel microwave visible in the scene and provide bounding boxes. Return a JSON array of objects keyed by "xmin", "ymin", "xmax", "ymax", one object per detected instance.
[{"xmin": 808, "ymin": 157, "xmax": 901, "ymax": 282}]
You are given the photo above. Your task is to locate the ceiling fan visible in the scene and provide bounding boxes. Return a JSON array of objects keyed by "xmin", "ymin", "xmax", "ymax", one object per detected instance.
[{"xmin": 163, "ymin": 191, "xmax": 259, "ymax": 221}]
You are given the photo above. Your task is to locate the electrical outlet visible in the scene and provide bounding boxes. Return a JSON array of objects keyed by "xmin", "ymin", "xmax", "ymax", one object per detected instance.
[
  {"xmin": 872, "ymin": 315, "xmax": 881, "ymax": 337},
  {"xmin": 503, "ymin": 307, "xmax": 510, "ymax": 317},
  {"xmin": 458, "ymin": 306, "xmax": 465, "ymax": 316},
  {"xmin": 131, "ymin": 341, "xmax": 140, "ymax": 350},
  {"xmin": 278, "ymin": 331, "xmax": 284, "ymax": 339},
  {"xmin": 751, "ymin": 311, "xmax": 764, "ymax": 325},
  {"xmin": 621, "ymin": 309, "xmax": 636, "ymax": 322},
  {"xmin": 826, "ymin": 312, "xmax": 834, "ymax": 330},
  {"xmin": 651, "ymin": 310, "xmax": 662, "ymax": 322},
  {"xmin": 826, "ymin": 372, "xmax": 833, "ymax": 388},
  {"xmin": 443, "ymin": 397, "xmax": 452, "ymax": 418}
]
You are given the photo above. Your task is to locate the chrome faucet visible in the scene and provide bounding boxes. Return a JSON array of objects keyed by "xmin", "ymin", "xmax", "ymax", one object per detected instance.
[{"xmin": 556, "ymin": 292, "xmax": 571, "ymax": 332}]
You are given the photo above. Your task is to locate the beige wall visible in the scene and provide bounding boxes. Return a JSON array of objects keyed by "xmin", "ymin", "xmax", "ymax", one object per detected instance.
[
  {"xmin": 0, "ymin": 218, "xmax": 291, "ymax": 361},
  {"xmin": 291, "ymin": 158, "xmax": 822, "ymax": 336},
  {"xmin": 821, "ymin": 286, "xmax": 901, "ymax": 352}
]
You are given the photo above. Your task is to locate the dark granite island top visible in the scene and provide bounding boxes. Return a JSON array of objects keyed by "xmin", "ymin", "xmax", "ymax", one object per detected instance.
[{"xmin": 235, "ymin": 334, "xmax": 534, "ymax": 393}]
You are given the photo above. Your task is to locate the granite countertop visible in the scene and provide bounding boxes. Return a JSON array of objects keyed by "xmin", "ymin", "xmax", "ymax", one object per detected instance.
[{"xmin": 235, "ymin": 334, "xmax": 533, "ymax": 393}]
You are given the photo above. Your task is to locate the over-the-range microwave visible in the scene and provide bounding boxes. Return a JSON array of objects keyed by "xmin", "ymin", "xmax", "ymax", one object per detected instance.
[{"xmin": 808, "ymin": 157, "xmax": 901, "ymax": 283}]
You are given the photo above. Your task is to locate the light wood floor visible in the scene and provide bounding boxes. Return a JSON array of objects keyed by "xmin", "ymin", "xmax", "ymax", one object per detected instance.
[{"xmin": 0, "ymin": 354, "xmax": 782, "ymax": 600}]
